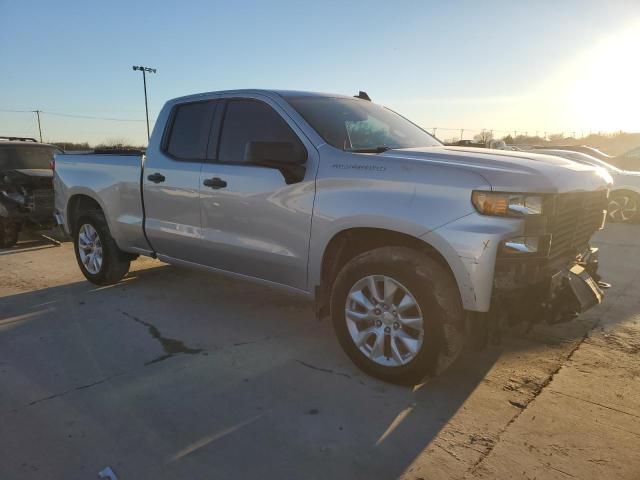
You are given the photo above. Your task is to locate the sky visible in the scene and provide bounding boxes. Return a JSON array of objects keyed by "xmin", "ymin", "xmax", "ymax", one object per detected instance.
[{"xmin": 1, "ymin": 0, "xmax": 639, "ymax": 145}]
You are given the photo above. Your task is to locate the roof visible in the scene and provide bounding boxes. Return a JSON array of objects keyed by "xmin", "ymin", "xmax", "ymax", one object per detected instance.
[{"xmin": 171, "ymin": 89, "xmax": 359, "ymax": 104}]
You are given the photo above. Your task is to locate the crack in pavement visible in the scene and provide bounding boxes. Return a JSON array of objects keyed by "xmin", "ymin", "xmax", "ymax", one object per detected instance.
[
  {"xmin": 296, "ymin": 360, "xmax": 353, "ymax": 379},
  {"xmin": 544, "ymin": 463, "xmax": 577, "ymax": 478},
  {"xmin": 118, "ymin": 310, "xmax": 202, "ymax": 364},
  {"xmin": 433, "ymin": 441, "xmax": 463, "ymax": 462},
  {"xmin": 547, "ymin": 389, "xmax": 640, "ymax": 419},
  {"xmin": 233, "ymin": 337, "xmax": 271, "ymax": 347},
  {"xmin": 28, "ymin": 372, "xmax": 124, "ymax": 407}
]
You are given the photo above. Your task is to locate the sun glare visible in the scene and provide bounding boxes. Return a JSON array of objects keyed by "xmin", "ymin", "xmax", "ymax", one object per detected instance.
[{"xmin": 566, "ymin": 22, "xmax": 640, "ymax": 132}]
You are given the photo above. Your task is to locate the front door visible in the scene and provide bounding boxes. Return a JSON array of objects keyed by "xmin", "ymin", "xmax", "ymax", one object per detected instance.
[{"xmin": 198, "ymin": 97, "xmax": 316, "ymax": 290}]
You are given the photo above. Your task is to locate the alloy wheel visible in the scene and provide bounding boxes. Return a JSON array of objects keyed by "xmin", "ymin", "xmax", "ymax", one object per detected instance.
[
  {"xmin": 345, "ymin": 275, "xmax": 424, "ymax": 367},
  {"xmin": 608, "ymin": 195, "xmax": 638, "ymax": 222},
  {"xmin": 78, "ymin": 223, "xmax": 103, "ymax": 274}
]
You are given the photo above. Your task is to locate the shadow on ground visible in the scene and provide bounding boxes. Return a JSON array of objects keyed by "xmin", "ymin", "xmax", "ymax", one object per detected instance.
[{"xmin": 0, "ymin": 262, "xmax": 508, "ymax": 479}]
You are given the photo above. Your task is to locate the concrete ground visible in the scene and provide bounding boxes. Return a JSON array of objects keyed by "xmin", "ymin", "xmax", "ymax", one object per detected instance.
[{"xmin": 0, "ymin": 225, "xmax": 638, "ymax": 480}]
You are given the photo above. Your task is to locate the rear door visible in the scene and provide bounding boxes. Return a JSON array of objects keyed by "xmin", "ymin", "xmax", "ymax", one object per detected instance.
[
  {"xmin": 143, "ymin": 100, "xmax": 217, "ymax": 262},
  {"xmin": 197, "ymin": 96, "xmax": 317, "ymax": 290}
]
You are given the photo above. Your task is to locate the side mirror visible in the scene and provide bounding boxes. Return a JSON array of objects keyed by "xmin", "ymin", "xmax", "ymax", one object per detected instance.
[{"xmin": 244, "ymin": 141, "xmax": 307, "ymax": 184}]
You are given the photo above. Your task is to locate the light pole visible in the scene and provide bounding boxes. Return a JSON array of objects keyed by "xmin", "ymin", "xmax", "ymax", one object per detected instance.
[
  {"xmin": 132, "ymin": 65, "xmax": 157, "ymax": 141},
  {"xmin": 33, "ymin": 110, "xmax": 43, "ymax": 142}
]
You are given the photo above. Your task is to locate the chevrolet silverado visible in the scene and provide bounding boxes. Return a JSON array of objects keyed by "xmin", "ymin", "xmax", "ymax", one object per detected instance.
[{"xmin": 54, "ymin": 90, "xmax": 611, "ymax": 384}]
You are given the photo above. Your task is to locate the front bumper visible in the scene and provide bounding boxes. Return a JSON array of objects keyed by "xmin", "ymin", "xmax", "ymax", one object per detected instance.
[
  {"xmin": 422, "ymin": 189, "xmax": 607, "ymax": 314},
  {"xmin": 493, "ymin": 246, "xmax": 604, "ymax": 326}
]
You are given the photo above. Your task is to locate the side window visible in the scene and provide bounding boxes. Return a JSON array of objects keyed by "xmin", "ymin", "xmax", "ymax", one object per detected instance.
[
  {"xmin": 165, "ymin": 101, "xmax": 216, "ymax": 160},
  {"xmin": 218, "ymin": 100, "xmax": 304, "ymax": 164}
]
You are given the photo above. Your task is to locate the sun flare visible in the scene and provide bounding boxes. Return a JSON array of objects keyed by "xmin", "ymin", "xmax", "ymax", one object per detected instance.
[{"xmin": 566, "ymin": 21, "xmax": 640, "ymax": 132}]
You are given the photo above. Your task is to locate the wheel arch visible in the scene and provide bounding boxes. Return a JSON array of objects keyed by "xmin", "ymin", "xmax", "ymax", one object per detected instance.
[
  {"xmin": 66, "ymin": 193, "xmax": 105, "ymax": 234},
  {"xmin": 314, "ymin": 227, "xmax": 459, "ymax": 318},
  {"xmin": 610, "ymin": 187, "xmax": 640, "ymax": 197}
]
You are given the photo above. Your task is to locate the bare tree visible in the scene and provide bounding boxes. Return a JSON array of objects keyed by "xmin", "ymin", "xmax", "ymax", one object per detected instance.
[
  {"xmin": 474, "ymin": 130, "xmax": 494, "ymax": 145},
  {"xmin": 96, "ymin": 137, "xmax": 135, "ymax": 149}
]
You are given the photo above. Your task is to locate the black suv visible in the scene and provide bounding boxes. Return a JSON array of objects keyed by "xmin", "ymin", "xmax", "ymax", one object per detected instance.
[{"xmin": 0, "ymin": 137, "xmax": 60, "ymax": 247}]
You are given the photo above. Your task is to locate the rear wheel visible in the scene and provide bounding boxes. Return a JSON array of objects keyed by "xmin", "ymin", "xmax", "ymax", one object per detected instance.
[
  {"xmin": 73, "ymin": 211, "xmax": 130, "ymax": 285},
  {"xmin": 330, "ymin": 246, "xmax": 465, "ymax": 385},
  {"xmin": 608, "ymin": 192, "xmax": 638, "ymax": 223},
  {"xmin": 0, "ymin": 217, "xmax": 20, "ymax": 248}
]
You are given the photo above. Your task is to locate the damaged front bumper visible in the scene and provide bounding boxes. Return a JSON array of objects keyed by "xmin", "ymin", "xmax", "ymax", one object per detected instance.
[{"xmin": 492, "ymin": 246, "xmax": 605, "ymax": 328}]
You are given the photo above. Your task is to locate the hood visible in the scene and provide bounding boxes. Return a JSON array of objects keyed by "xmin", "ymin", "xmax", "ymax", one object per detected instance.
[
  {"xmin": 380, "ymin": 146, "xmax": 611, "ymax": 194},
  {"xmin": 610, "ymin": 170, "xmax": 640, "ymax": 192}
]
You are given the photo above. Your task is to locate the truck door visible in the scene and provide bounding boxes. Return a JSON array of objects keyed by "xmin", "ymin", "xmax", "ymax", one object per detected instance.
[
  {"xmin": 198, "ymin": 97, "xmax": 317, "ymax": 290},
  {"xmin": 143, "ymin": 100, "xmax": 217, "ymax": 262}
]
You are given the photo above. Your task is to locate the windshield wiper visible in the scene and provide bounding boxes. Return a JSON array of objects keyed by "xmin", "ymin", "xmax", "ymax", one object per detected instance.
[{"xmin": 347, "ymin": 146, "xmax": 393, "ymax": 154}]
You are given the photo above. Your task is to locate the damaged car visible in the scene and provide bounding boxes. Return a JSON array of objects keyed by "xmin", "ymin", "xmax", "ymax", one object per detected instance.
[
  {"xmin": 0, "ymin": 137, "xmax": 60, "ymax": 247},
  {"xmin": 54, "ymin": 90, "xmax": 612, "ymax": 384}
]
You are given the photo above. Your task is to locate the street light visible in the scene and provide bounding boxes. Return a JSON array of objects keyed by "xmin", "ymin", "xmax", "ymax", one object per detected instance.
[{"xmin": 132, "ymin": 65, "xmax": 157, "ymax": 141}]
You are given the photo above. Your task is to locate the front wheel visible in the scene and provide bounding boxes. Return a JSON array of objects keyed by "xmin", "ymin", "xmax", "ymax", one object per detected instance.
[
  {"xmin": 73, "ymin": 211, "xmax": 130, "ymax": 285},
  {"xmin": 330, "ymin": 246, "xmax": 466, "ymax": 385}
]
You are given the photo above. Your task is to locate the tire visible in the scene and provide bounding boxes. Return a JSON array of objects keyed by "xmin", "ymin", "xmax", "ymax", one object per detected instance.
[
  {"xmin": 73, "ymin": 211, "xmax": 130, "ymax": 285},
  {"xmin": 0, "ymin": 217, "xmax": 20, "ymax": 248},
  {"xmin": 330, "ymin": 246, "xmax": 466, "ymax": 385},
  {"xmin": 608, "ymin": 191, "xmax": 639, "ymax": 223}
]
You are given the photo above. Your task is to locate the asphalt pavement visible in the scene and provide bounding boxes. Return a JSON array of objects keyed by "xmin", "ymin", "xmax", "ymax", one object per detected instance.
[{"xmin": 1, "ymin": 225, "xmax": 638, "ymax": 479}]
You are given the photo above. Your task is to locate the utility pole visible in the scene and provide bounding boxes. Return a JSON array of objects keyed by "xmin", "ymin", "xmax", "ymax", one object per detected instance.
[
  {"xmin": 132, "ymin": 65, "xmax": 157, "ymax": 141},
  {"xmin": 33, "ymin": 110, "xmax": 42, "ymax": 142}
]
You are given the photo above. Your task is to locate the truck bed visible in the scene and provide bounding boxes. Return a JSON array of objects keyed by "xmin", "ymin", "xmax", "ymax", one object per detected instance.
[{"xmin": 53, "ymin": 152, "xmax": 151, "ymax": 254}]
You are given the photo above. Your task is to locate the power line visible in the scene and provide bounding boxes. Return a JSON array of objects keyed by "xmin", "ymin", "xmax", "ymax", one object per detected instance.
[
  {"xmin": 40, "ymin": 111, "xmax": 146, "ymax": 122},
  {"xmin": 0, "ymin": 108, "xmax": 146, "ymax": 122}
]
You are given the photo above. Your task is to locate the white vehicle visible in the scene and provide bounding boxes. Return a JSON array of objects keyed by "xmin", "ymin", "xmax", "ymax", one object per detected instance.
[{"xmin": 531, "ymin": 148, "xmax": 640, "ymax": 223}]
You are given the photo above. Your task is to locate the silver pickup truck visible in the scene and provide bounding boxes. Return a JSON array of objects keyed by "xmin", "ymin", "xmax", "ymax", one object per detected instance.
[{"xmin": 54, "ymin": 90, "xmax": 611, "ymax": 384}]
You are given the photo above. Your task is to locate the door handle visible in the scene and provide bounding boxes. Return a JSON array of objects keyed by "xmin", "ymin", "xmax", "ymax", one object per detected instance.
[
  {"xmin": 147, "ymin": 172, "xmax": 166, "ymax": 184},
  {"xmin": 203, "ymin": 177, "xmax": 227, "ymax": 189}
]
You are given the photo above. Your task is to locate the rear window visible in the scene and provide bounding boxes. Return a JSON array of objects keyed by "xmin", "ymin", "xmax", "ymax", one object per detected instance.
[
  {"xmin": 165, "ymin": 101, "xmax": 217, "ymax": 160},
  {"xmin": 0, "ymin": 146, "xmax": 57, "ymax": 170}
]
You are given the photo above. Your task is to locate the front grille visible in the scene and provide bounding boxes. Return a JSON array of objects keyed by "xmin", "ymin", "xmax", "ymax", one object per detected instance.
[{"xmin": 547, "ymin": 190, "xmax": 606, "ymax": 264}]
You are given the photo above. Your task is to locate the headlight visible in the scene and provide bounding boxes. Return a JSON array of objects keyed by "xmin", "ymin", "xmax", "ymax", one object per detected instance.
[{"xmin": 471, "ymin": 191, "xmax": 544, "ymax": 217}]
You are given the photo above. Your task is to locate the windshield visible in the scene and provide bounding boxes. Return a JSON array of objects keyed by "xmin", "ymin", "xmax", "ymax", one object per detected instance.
[
  {"xmin": 286, "ymin": 96, "xmax": 441, "ymax": 151},
  {"xmin": 0, "ymin": 145, "xmax": 58, "ymax": 170}
]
